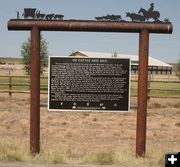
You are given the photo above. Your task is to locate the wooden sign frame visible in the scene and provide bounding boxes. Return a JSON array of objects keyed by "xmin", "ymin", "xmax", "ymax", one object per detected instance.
[{"xmin": 8, "ymin": 20, "xmax": 173, "ymax": 156}]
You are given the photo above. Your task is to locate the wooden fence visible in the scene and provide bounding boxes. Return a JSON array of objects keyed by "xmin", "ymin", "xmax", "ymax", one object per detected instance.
[{"xmin": 0, "ymin": 75, "xmax": 180, "ymax": 99}]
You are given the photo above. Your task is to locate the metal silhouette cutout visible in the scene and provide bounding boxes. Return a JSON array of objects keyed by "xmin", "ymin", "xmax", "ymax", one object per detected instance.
[
  {"xmin": 126, "ymin": 12, "xmax": 145, "ymax": 22},
  {"xmin": 94, "ymin": 3, "xmax": 170, "ymax": 23},
  {"xmin": 95, "ymin": 14, "xmax": 122, "ymax": 21},
  {"xmin": 15, "ymin": 3, "xmax": 170, "ymax": 23},
  {"xmin": 138, "ymin": 8, "xmax": 160, "ymax": 21},
  {"xmin": 126, "ymin": 3, "xmax": 169, "ymax": 23},
  {"xmin": 17, "ymin": 8, "xmax": 64, "ymax": 20},
  {"xmin": 22, "ymin": 8, "xmax": 36, "ymax": 19}
]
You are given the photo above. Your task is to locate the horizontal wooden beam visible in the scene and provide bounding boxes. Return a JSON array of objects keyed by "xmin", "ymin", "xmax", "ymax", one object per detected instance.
[{"xmin": 8, "ymin": 20, "xmax": 173, "ymax": 34}]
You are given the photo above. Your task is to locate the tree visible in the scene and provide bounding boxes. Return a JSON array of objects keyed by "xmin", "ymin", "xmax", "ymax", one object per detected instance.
[
  {"xmin": 175, "ymin": 56, "xmax": 180, "ymax": 79},
  {"xmin": 21, "ymin": 36, "xmax": 48, "ymax": 75}
]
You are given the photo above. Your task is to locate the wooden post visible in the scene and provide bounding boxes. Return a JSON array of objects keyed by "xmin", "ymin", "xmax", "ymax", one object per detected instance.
[
  {"xmin": 147, "ymin": 74, "xmax": 151, "ymax": 101},
  {"xmin": 9, "ymin": 71, "xmax": 12, "ymax": 98},
  {"xmin": 30, "ymin": 26, "xmax": 40, "ymax": 154},
  {"xmin": 136, "ymin": 29, "xmax": 149, "ymax": 157}
]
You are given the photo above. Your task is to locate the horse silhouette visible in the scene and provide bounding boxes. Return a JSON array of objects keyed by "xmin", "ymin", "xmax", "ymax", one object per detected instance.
[
  {"xmin": 126, "ymin": 12, "xmax": 145, "ymax": 22},
  {"xmin": 138, "ymin": 8, "xmax": 160, "ymax": 21},
  {"xmin": 36, "ymin": 11, "xmax": 46, "ymax": 19}
]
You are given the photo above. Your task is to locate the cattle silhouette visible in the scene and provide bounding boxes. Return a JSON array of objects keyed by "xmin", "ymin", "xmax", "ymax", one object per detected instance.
[{"xmin": 126, "ymin": 12, "xmax": 145, "ymax": 22}]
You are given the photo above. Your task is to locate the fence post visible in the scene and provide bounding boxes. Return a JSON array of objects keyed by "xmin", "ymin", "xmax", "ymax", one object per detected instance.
[
  {"xmin": 147, "ymin": 74, "xmax": 151, "ymax": 101},
  {"xmin": 9, "ymin": 71, "xmax": 12, "ymax": 98}
]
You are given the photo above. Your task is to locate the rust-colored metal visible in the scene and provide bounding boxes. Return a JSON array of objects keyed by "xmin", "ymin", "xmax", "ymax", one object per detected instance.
[
  {"xmin": 136, "ymin": 29, "xmax": 149, "ymax": 157},
  {"xmin": 30, "ymin": 26, "xmax": 40, "ymax": 154},
  {"xmin": 8, "ymin": 20, "xmax": 173, "ymax": 34}
]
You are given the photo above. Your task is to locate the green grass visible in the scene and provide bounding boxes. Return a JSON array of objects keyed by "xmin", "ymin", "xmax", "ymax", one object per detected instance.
[
  {"xmin": 131, "ymin": 81, "xmax": 180, "ymax": 97},
  {"xmin": 150, "ymin": 82, "xmax": 180, "ymax": 89},
  {"xmin": 149, "ymin": 81, "xmax": 180, "ymax": 97},
  {"xmin": 0, "ymin": 76, "xmax": 48, "ymax": 91},
  {"xmin": 150, "ymin": 89, "xmax": 180, "ymax": 97},
  {"xmin": 0, "ymin": 76, "xmax": 180, "ymax": 97}
]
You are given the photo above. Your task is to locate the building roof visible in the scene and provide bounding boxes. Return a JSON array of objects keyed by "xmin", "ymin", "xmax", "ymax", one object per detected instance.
[{"xmin": 70, "ymin": 51, "xmax": 172, "ymax": 68}]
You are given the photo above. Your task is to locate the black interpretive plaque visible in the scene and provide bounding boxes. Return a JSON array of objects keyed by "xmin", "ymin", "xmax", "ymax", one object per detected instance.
[{"xmin": 48, "ymin": 57, "xmax": 130, "ymax": 112}]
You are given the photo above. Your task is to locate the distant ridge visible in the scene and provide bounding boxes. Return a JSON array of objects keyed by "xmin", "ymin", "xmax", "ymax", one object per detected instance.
[{"xmin": 0, "ymin": 57, "xmax": 22, "ymax": 64}]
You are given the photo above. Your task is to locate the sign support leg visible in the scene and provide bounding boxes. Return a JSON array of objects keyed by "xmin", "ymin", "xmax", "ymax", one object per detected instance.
[
  {"xmin": 136, "ymin": 29, "xmax": 149, "ymax": 157},
  {"xmin": 30, "ymin": 26, "xmax": 40, "ymax": 154}
]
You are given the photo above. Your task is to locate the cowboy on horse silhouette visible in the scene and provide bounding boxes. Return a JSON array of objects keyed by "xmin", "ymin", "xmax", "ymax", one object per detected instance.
[
  {"xmin": 138, "ymin": 3, "xmax": 160, "ymax": 22},
  {"xmin": 148, "ymin": 3, "xmax": 154, "ymax": 12}
]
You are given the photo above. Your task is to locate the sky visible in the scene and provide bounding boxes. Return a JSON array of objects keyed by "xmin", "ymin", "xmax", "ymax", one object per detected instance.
[{"xmin": 0, "ymin": 0, "xmax": 179, "ymax": 63}]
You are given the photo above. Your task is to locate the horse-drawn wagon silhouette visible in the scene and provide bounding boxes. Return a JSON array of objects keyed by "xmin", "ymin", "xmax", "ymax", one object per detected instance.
[
  {"xmin": 22, "ymin": 8, "xmax": 64, "ymax": 20},
  {"xmin": 22, "ymin": 8, "xmax": 37, "ymax": 19}
]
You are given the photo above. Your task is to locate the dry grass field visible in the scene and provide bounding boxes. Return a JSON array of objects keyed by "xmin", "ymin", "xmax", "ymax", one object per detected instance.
[
  {"xmin": 0, "ymin": 93, "xmax": 180, "ymax": 166},
  {"xmin": 0, "ymin": 60, "xmax": 180, "ymax": 166}
]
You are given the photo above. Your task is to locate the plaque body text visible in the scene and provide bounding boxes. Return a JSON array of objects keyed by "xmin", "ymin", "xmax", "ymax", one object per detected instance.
[{"xmin": 48, "ymin": 57, "xmax": 130, "ymax": 111}]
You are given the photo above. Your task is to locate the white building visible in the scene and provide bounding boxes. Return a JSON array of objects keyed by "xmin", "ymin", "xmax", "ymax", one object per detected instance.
[{"xmin": 69, "ymin": 51, "xmax": 172, "ymax": 75}]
